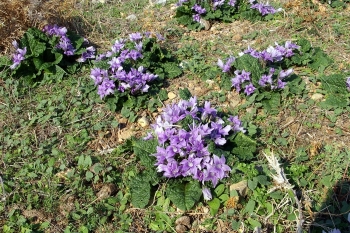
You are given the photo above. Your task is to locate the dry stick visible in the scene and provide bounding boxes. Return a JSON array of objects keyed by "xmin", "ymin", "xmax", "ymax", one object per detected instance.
[{"xmin": 293, "ymin": 189, "xmax": 304, "ymax": 233}]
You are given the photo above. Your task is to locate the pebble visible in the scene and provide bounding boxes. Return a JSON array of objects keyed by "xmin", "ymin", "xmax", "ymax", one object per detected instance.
[
  {"xmin": 311, "ymin": 93, "xmax": 324, "ymax": 101},
  {"xmin": 137, "ymin": 116, "xmax": 149, "ymax": 127},
  {"xmin": 175, "ymin": 216, "xmax": 191, "ymax": 228},
  {"xmin": 126, "ymin": 14, "xmax": 137, "ymax": 21},
  {"xmin": 168, "ymin": 92, "xmax": 177, "ymax": 100}
]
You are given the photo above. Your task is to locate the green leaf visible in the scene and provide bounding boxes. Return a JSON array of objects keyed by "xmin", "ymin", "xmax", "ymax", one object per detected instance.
[
  {"xmin": 85, "ymin": 171, "xmax": 93, "ymax": 181},
  {"xmin": 248, "ymin": 179, "xmax": 258, "ymax": 190},
  {"xmin": 261, "ymin": 92, "xmax": 281, "ymax": 114},
  {"xmin": 214, "ymin": 184, "xmax": 225, "ymax": 197},
  {"xmin": 231, "ymin": 133, "xmax": 257, "ymax": 161},
  {"xmin": 319, "ymin": 74, "xmax": 348, "ymax": 94},
  {"xmin": 247, "ymin": 218, "xmax": 261, "ymax": 228},
  {"xmin": 0, "ymin": 55, "xmax": 11, "ymax": 67},
  {"xmin": 162, "ymin": 62, "xmax": 182, "ymax": 78},
  {"xmin": 132, "ymin": 138, "xmax": 157, "ymax": 168},
  {"xmin": 233, "ymin": 54, "xmax": 263, "ymax": 82},
  {"xmin": 158, "ymin": 89, "xmax": 168, "ymax": 101},
  {"xmin": 243, "ymin": 200, "xmax": 256, "ymax": 215},
  {"xmin": 166, "ymin": 180, "xmax": 202, "ymax": 211},
  {"xmin": 179, "ymin": 88, "xmax": 192, "ymax": 100},
  {"xmin": 130, "ymin": 175, "xmax": 151, "ymax": 208},
  {"xmin": 319, "ymin": 95, "xmax": 348, "ymax": 109},
  {"xmin": 208, "ymin": 198, "xmax": 221, "ymax": 215}
]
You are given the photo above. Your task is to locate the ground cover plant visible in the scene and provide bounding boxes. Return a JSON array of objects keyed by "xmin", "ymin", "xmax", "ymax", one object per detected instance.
[
  {"xmin": 175, "ymin": 0, "xmax": 282, "ymax": 30},
  {"xmin": 1, "ymin": 0, "xmax": 350, "ymax": 232}
]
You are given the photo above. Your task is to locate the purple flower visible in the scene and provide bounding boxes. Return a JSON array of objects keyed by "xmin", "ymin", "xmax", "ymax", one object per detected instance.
[
  {"xmin": 176, "ymin": 0, "xmax": 189, "ymax": 6},
  {"xmin": 228, "ymin": 0, "xmax": 237, "ymax": 6},
  {"xmin": 201, "ymin": 101, "xmax": 217, "ymax": 120},
  {"xmin": 210, "ymin": 155, "xmax": 231, "ymax": 180},
  {"xmin": 160, "ymin": 160, "xmax": 182, "ymax": 178},
  {"xmin": 279, "ymin": 68, "xmax": 293, "ymax": 79},
  {"xmin": 156, "ymin": 33, "xmax": 165, "ymax": 41},
  {"xmin": 192, "ymin": 4, "xmax": 206, "ymax": 14},
  {"xmin": 129, "ymin": 32, "xmax": 142, "ymax": 42},
  {"xmin": 112, "ymin": 39, "xmax": 126, "ymax": 53},
  {"xmin": 77, "ymin": 46, "xmax": 96, "ymax": 62},
  {"xmin": 180, "ymin": 155, "xmax": 202, "ymax": 176},
  {"xmin": 346, "ymin": 77, "xmax": 350, "ymax": 91},
  {"xmin": 250, "ymin": 2, "xmax": 281, "ymax": 16},
  {"xmin": 90, "ymin": 68, "xmax": 108, "ymax": 85},
  {"xmin": 244, "ymin": 83, "xmax": 256, "ymax": 96},
  {"xmin": 213, "ymin": 0, "xmax": 225, "ymax": 9},
  {"xmin": 217, "ymin": 56, "xmax": 235, "ymax": 73},
  {"xmin": 97, "ymin": 78, "xmax": 115, "ymax": 99},
  {"xmin": 134, "ymin": 42, "xmax": 143, "ymax": 51},
  {"xmin": 193, "ymin": 14, "xmax": 201, "ymax": 22},
  {"xmin": 10, "ymin": 46, "xmax": 27, "ymax": 70},
  {"xmin": 202, "ymin": 187, "xmax": 212, "ymax": 201},
  {"xmin": 258, "ymin": 74, "xmax": 273, "ymax": 87},
  {"xmin": 228, "ymin": 115, "xmax": 246, "ymax": 133},
  {"xmin": 128, "ymin": 50, "xmax": 143, "ymax": 61}
]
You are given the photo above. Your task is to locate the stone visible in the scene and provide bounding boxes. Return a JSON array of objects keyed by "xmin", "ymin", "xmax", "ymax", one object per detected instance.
[
  {"xmin": 230, "ymin": 180, "xmax": 248, "ymax": 197},
  {"xmin": 137, "ymin": 116, "xmax": 149, "ymax": 127},
  {"xmin": 311, "ymin": 93, "xmax": 324, "ymax": 101},
  {"xmin": 175, "ymin": 216, "xmax": 191, "ymax": 228},
  {"xmin": 126, "ymin": 14, "xmax": 137, "ymax": 21},
  {"xmin": 168, "ymin": 91, "xmax": 177, "ymax": 100}
]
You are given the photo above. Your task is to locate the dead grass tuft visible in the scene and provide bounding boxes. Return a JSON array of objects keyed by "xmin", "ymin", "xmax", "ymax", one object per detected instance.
[{"xmin": 0, "ymin": 0, "xmax": 85, "ymax": 55}]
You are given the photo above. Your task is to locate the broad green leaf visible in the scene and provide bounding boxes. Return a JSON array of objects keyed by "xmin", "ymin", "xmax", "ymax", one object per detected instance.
[
  {"xmin": 231, "ymin": 132, "xmax": 257, "ymax": 161},
  {"xmin": 248, "ymin": 179, "xmax": 258, "ymax": 190},
  {"xmin": 243, "ymin": 200, "xmax": 256, "ymax": 215},
  {"xmin": 233, "ymin": 55, "xmax": 263, "ymax": 82},
  {"xmin": 208, "ymin": 197, "xmax": 221, "ymax": 215},
  {"xmin": 261, "ymin": 92, "xmax": 280, "ymax": 114},
  {"xmin": 179, "ymin": 88, "xmax": 192, "ymax": 100},
  {"xmin": 247, "ymin": 218, "xmax": 261, "ymax": 228},
  {"xmin": 132, "ymin": 138, "xmax": 157, "ymax": 168},
  {"xmin": 130, "ymin": 175, "xmax": 151, "ymax": 208},
  {"xmin": 214, "ymin": 184, "xmax": 225, "ymax": 196},
  {"xmin": 166, "ymin": 180, "xmax": 202, "ymax": 211},
  {"xmin": 162, "ymin": 62, "xmax": 182, "ymax": 79},
  {"xmin": 319, "ymin": 95, "xmax": 348, "ymax": 109},
  {"xmin": 319, "ymin": 74, "xmax": 348, "ymax": 94}
]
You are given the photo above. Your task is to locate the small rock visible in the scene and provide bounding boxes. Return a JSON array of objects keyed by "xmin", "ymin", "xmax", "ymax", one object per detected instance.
[
  {"xmin": 230, "ymin": 180, "xmax": 248, "ymax": 197},
  {"xmin": 149, "ymin": 0, "xmax": 167, "ymax": 6},
  {"xmin": 92, "ymin": 0, "xmax": 105, "ymax": 3},
  {"xmin": 96, "ymin": 184, "xmax": 116, "ymax": 200},
  {"xmin": 206, "ymin": 79, "xmax": 214, "ymax": 87},
  {"xmin": 200, "ymin": 18, "xmax": 211, "ymax": 30},
  {"xmin": 232, "ymin": 34, "xmax": 242, "ymax": 41},
  {"xmin": 126, "ymin": 14, "xmax": 137, "ymax": 21},
  {"xmin": 137, "ymin": 116, "xmax": 149, "ymax": 127},
  {"xmin": 175, "ymin": 216, "xmax": 191, "ymax": 228},
  {"xmin": 175, "ymin": 224, "xmax": 187, "ymax": 233},
  {"xmin": 311, "ymin": 93, "xmax": 323, "ymax": 101},
  {"xmin": 168, "ymin": 92, "xmax": 177, "ymax": 100}
]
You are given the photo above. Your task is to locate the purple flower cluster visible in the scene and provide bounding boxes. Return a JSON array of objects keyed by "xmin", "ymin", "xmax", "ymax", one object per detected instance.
[
  {"xmin": 43, "ymin": 25, "xmax": 96, "ymax": 62},
  {"xmin": 150, "ymin": 97, "xmax": 245, "ymax": 190},
  {"xmin": 43, "ymin": 24, "xmax": 75, "ymax": 56},
  {"xmin": 192, "ymin": 4, "xmax": 207, "ymax": 22},
  {"xmin": 176, "ymin": 0, "xmax": 279, "ymax": 24},
  {"xmin": 346, "ymin": 77, "xmax": 350, "ymax": 91},
  {"xmin": 10, "ymin": 41, "xmax": 27, "ymax": 70},
  {"xmin": 217, "ymin": 56, "xmax": 235, "ymax": 73},
  {"xmin": 249, "ymin": 0, "xmax": 282, "ymax": 16},
  {"xmin": 218, "ymin": 41, "xmax": 299, "ymax": 96},
  {"xmin": 91, "ymin": 32, "xmax": 159, "ymax": 98},
  {"xmin": 240, "ymin": 41, "xmax": 300, "ymax": 63}
]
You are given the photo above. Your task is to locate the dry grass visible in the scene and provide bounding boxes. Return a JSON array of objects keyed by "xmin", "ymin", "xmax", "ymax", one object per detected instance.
[{"xmin": 0, "ymin": 0, "xmax": 84, "ymax": 54}]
